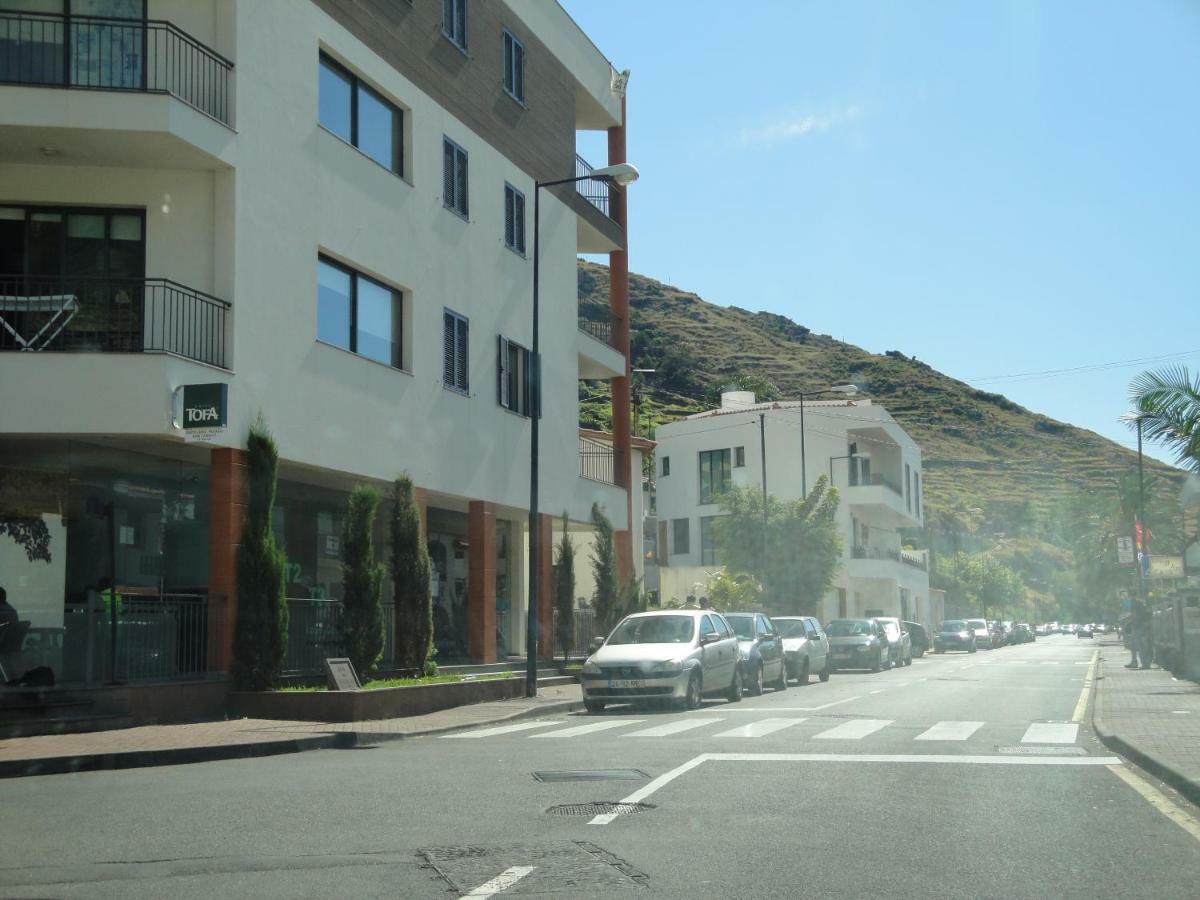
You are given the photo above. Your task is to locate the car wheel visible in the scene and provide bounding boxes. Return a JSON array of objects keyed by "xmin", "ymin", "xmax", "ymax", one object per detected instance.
[
  {"xmin": 819, "ymin": 662, "xmax": 831, "ymax": 682},
  {"xmin": 774, "ymin": 660, "xmax": 788, "ymax": 691},
  {"xmin": 968, "ymin": 643, "xmax": 977, "ymax": 654},
  {"xmin": 726, "ymin": 665, "xmax": 743, "ymax": 703},
  {"xmin": 905, "ymin": 652, "xmax": 913, "ymax": 667},
  {"xmin": 749, "ymin": 662, "xmax": 764, "ymax": 696},
  {"xmin": 797, "ymin": 659, "xmax": 809, "ymax": 686},
  {"xmin": 685, "ymin": 671, "xmax": 702, "ymax": 710},
  {"xmin": 914, "ymin": 648, "xmax": 925, "ymax": 659},
  {"xmin": 584, "ymin": 699, "xmax": 605, "ymax": 714},
  {"xmin": 871, "ymin": 651, "xmax": 882, "ymax": 673}
]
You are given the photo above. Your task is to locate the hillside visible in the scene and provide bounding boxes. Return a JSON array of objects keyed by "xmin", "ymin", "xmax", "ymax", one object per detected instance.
[{"xmin": 577, "ymin": 260, "xmax": 1183, "ymax": 522}]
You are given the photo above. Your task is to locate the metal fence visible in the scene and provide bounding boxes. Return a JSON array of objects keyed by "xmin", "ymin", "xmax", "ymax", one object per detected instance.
[
  {"xmin": 284, "ymin": 598, "xmax": 398, "ymax": 676},
  {"xmin": 577, "ymin": 302, "xmax": 623, "ymax": 350},
  {"xmin": 551, "ymin": 607, "xmax": 601, "ymax": 659},
  {"xmin": 0, "ymin": 275, "xmax": 231, "ymax": 368},
  {"xmin": 850, "ymin": 545, "xmax": 928, "ymax": 572},
  {"xmin": 574, "ymin": 153, "xmax": 622, "ymax": 219},
  {"xmin": 0, "ymin": 10, "xmax": 234, "ymax": 124},
  {"xmin": 578, "ymin": 433, "xmax": 616, "ymax": 484}
]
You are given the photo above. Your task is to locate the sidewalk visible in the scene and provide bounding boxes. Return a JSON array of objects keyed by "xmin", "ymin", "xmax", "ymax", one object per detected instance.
[
  {"xmin": 0, "ymin": 682, "xmax": 583, "ymax": 778},
  {"xmin": 1093, "ymin": 639, "xmax": 1200, "ymax": 806}
]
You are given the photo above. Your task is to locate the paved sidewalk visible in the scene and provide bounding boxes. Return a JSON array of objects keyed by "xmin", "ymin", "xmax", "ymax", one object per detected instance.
[
  {"xmin": 0, "ymin": 683, "xmax": 583, "ymax": 778},
  {"xmin": 1094, "ymin": 639, "xmax": 1200, "ymax": 806}
]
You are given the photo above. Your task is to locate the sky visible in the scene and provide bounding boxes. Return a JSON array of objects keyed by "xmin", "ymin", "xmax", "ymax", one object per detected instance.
[{"xmin": 562, "ymin": 0, "xmax": 1200, "ymax": 467}]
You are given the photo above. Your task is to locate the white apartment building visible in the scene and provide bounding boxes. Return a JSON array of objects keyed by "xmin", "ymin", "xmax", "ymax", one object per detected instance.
[
  {"xmin": 0, "ymin": 0, "xmax": 638, "ymax": 703},
  {"xmin": 653, "ymin": 391, "xmax": 932, "ymax": 627}
]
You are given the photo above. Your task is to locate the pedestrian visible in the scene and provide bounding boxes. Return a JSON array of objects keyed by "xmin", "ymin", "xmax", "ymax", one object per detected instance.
[{"xmin": 1125, "ymin": 598, "xmax": 1152, "ymax": 669}]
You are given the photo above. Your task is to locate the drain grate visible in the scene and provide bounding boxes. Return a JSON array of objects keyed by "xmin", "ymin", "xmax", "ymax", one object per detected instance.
[
  {"xmin": 534, "ymin": 769, "xmax": 648, "ymax": 783},
  {"xmin": 997, "ymin": 745, "xmax": 1088, "ymax": 756},
  {"xmin": 546, "ymin": 801, "xmax": 655, "ymax": 817}
]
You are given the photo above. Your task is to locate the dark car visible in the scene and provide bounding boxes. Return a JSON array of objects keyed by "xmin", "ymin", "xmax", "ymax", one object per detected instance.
[
  {"xmin": 1077, "ymin": 624, "xmax": 1094, "ymax": 639},
  {"xmin": 724, "ymin": 612, "xmax": 788, "ymax": 695},
  {"xmin": 903, "ymin": 621, "xmax": 930, "ymax": 658},
  {"xmin": 934, "ymin": 619, "xmax": 977, "ymax": 653},
  {"xmin": 1013, "ymin": 623, "xmax": 1035, "ymax": 644},
  {"xmin": 826, "ymin": 618, "xmax": 892, "ymax": 672}
]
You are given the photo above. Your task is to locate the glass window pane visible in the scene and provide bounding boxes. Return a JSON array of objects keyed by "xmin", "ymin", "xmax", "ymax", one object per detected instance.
[
  {"xmin": 28, "ymin": 212, "xmax": 63, "ymax": 276},
  {"xmin": 356, "ymin": 276, "xmax": 398, "ymax": 366},
  {"xmin": 110, "ymin": 215, "xmax": 141, "ymax": 241},
  {"xmin": 317, "ymin": 260, "xmax": 352, "ymax": 350},
  {"xmin": 319, "ymin": 58, "xmax": 353, "ymax": 142},
  {"xmin": 67, "ymin": 214, "xmax": 104, "ymax": 239},
  {"xmin": 356, "ymin": 84, "xmax": 398, "ymax": 172}
]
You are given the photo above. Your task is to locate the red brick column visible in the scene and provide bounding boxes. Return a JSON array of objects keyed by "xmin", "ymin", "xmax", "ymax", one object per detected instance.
[
  {"xmin": 609, "ymin": 95, "xmax": 635, "ymax": 584},
  {"xmin": 538, "ymin": 513, "xmax": 554, "ymax": 657},
  {"xmin": 413, "ymin": 487, "xmax": 429, "ymax": 541},
  {"xmin": 208, "ymin": 447, "xmax": 247, "ymax": 674},
  {"xmin": 467, "ymin": 500, "xmax": 497, "ymax": 662}
]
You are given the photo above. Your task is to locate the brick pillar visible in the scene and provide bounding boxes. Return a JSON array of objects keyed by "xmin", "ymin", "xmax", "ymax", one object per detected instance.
[
  {"xmin": 658, "ymin": 521, "xmax": 669, "ymax": 568},
  {"xmin": 609, "ymin": 94, "xmax": 635, "ymax": 585},
  {"xmin": 615, "ymin": 531, "xmax": 634, "ymax": 585},
  {"xmin": 413, "ymin": 487, "xmax": 429, "ymax": 541},
  {"xmin": 467, "ymin": 500, "xmax": 497, "ymax": 662},
  {"xmin": 538, "ymin": 513, "xmax": 554, "ymax": 657},
  {"xmin": 208, "ymin": 447, "xmax": 247, "ymax": 674}
]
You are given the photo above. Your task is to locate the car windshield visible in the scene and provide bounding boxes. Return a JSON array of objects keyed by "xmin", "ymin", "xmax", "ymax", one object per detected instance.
[
  {"xmin": 776, "ymin": 620, "xmax": 808, "ymax": 638},
  {"xmin": 880, "ymin": 622, "xmax": 900, "ymax": 640},
  {"xmin": 941, "ymin": 621, "xmax": 967, "ymax": 631},
  {"xmin": 967, "ymin": 619, "xmax": 987, "ymax": 630},
  {"xmin": 726, "ymin": 616, "xmax": 755, "ymax": 639},
  {"xmin": 827, "ymin": 620, "xmax": 870, "ymax": 637},
  {"xmin": 606, "ymin": 616, "xmax": 694, "ymax": 645}
]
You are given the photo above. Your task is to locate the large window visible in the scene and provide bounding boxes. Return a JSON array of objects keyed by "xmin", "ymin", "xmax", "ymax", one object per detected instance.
[
  {"xmin": 442, "ymin": 0, "xmax": 467, "ymax": 50},
  {"xmin": 443, "ymin": 138, "xmax": 469, "ymax": 217},
  {"xmin": 317, "ymin": 257, "xmax": 401, "ymax": 367},
  {"xmin": 673, "ymin": 518, "xmax": 690, "ymax": 555},
  {"xmin": 443, "ymin": 309, "xmax": 469, "ymax": 392},
  {"xmin": 504, "ymin": 184, "xmax": 526, "ymax": 254},
  {"xmin": 318, "ymin": 54, "xmax": 402, "ymax": 175},
  {"xmin": 497, "ymin": 336, "xmax": 534, "ymax": 416},
  {"xmin": 698, "ymin": 448, "xmax": 732, "ymax": 504},
  {"xmin": 700, "ymin": 516, "xmax": 722, "ymax": 565},
  {"xmin": 502, "ymin": 28, "xmax": 525, "ymax": 102}
]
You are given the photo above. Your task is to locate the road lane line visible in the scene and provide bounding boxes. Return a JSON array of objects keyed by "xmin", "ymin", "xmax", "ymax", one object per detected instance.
[
  {"xmin": 1021, "ymin": 722, "xmax": 1079, "ymax": 744},
  {"xmin": 625, "ymin": 719, "xmax": 722, "ymax": 738},
  {"xmin": 588, "ymin": 754, "xmax": 710, "ymax": 825},
  {"xmin": 915, "ymin": 721, "xmax": 985, "ymax": 741},
  {"xmin": 1107, "ymin": 764, "xmax": 1200, "ymax": 844},
  {"xmin": 714, "ymin": 717, "xmax": 807, "ymax": 738},
  {"xmin": 1072, "ymin": 650, "xmax": 1099, "ymax": 723},
  {"xmin": 698, "ymin": 695, "xmax": 863, "ymax": 713},
  {"xmin": 439, "ymin": 720, "xmax": 563, "ymax": 739},
  {"xmin": 465, "ymin": 866, "xmax": 535, "ymax": 896},
  {"xmin": 531, "ymin": 719, "xmax": 643, "ymax": 739},
  {"xmin": 813, "ymin": 719, "xmax": 893, "ymax": 740},
  {"xmin": 707, "ymin": 753, "xmax": 1121, "ymax": 765}
]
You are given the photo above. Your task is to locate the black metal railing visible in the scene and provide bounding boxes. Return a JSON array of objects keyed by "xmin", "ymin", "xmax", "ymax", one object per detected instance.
[
  {"xmin": 579, "ymin": 433, "xmax": 616, "ymax": 484},
  {"xmin": 284, "ymin": 598, "xmax": 397, "ymax": 676},
  {"xmin": 575, "ymin": 153, "xmax": 622, "ymax": 220},
  {"xmin": 551, "ymin": 607, "xmax": 599, "ymax": 659},
  {"xmin": 577, "ymin": 302, "xmax": 623, "ymax": 350},
  {"xmin": 0, "ymin": 274, "xmax": 231, "ymax": 368},
  {"xmin": 0, "ymin": 10, "xmax": 233, "ymax": 124},
  {"xmin": 850, "ymin": 545, "xmax": 928, "ymax": 572}
]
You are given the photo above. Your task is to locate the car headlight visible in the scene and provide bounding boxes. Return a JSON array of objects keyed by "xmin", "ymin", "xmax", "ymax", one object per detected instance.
[
  {"xmin": 582, "ymin": 661, "xmax": 601, "ymax": 675},
  {"xmin": 651, "ymin": 660, "xmax": 684, "ymax": 676}
]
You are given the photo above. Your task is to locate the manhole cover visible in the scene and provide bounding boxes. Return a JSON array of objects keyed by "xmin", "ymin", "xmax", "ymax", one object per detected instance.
[
  {"xmin": 533, "ymin": 769, "xmax": 648, "ymax": 783},
  {"xmin": 418, "ymin": 841, "xmax": 648, "ymax": 893},
  {"xmin": 997, "ymin": 746, "xmax": 1088, "ymax": 755},
  {"xmin": 546, "ymin": 801, "xmax": 655, "ymax": 817}
]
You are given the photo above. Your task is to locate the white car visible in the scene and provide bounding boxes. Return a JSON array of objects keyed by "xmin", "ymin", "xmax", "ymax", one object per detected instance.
[
  {"xmin": 581, "ymin": 610, "xmax": 744, "ymax": 713},
  {"xmin": 772, "ymin": 615, "xmax": 831, "ymax": 684}
]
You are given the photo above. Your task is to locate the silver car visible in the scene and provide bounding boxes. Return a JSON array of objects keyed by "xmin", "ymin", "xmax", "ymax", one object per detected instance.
[
  {"xmin": 773, "ymin": 616, "xmax": 831, "ymax": 684},
  {"xmin": 581, "ymin": 610, "xmax": 744, "ymax": 713}
]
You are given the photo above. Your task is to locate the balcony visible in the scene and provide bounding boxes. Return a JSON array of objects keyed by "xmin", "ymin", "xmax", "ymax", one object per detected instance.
[
  {"xmin": 554, "ymin": 153, "xmax": 626, "ymax": 253},
  {"xmin": 844, "ymin": 472, "xmax": 920, "ymax": 528},
  {"xmin": 579, "ymin": 432, "xmax": 615, "ymax": 484},
  {"xmin": 577, "ymin": 300, "xmax": 624, "ymax": 379},
  {"xmin": 851, "ymin": 545, "xmax": 928, "ymax": 572},
  {"xmin": 0, "ymin": 274, "xmax": 230, "ymax": 368}
]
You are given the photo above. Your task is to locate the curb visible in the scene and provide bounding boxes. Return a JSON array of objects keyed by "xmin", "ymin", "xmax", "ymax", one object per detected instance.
[
  {"xmin": 1091, "ymin": 652, "xmax": 1200, "ymax": 809},
  {"xmin": 0, "ymin": 697, "xmax": 585, "ymax": 779}
]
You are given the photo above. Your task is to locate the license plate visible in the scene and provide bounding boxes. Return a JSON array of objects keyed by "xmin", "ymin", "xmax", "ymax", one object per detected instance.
[
  {"xmin": 608, "ymin": 679, "xmax": 645, "ymax": 689},
  {"xmin": 832, "ymin": 650, "xmax": 851, "ymax": 657}
]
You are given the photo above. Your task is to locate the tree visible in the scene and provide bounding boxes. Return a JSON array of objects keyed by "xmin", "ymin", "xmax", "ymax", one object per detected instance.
[
  {"xmin": 712, "ymin": 476, "xmax": 842, "ymax": 615},
  {"xmin": 590, "ymin": 502, "xmax": 620, "ymax": 634},
  {"xmin": 341, "ymin": 484, "xmax": 385, "ymax": 677},
  {"xmin": 0, "ymin": 517, "xmax": 51, "ymax": 563},
  {"xmin": 553, "ymin": 511, "xmax": 575, "ymax": 662},
  {"xmin": 233, "ymin": 417, "xmax": 288, "ymax": 691},
  {"xmin": 947, "ymin": 552, "xmax": 1025, "ymax": 620},
  {"xmin": 705, "ymin": 570, "xmax": 761, "ymax": 611},
  {"xmin": 1129, "ymin": 366, "xmax": 1200, "ymax": 473},
  {"xmin": 391, "ymin": 476, "xmax": 433, "ymax": 676}
]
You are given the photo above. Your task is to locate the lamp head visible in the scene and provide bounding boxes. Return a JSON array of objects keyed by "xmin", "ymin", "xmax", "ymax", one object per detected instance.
[{"xmin": 589, "ymin": 162, "xmax": 640, "ymax": 186}]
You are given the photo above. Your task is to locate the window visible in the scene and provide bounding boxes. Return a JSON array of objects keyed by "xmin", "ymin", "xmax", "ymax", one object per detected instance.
[
  {"xmin": 442, "ymin": 0, "xmax": 467, "ymax": 50},
  {"xmin": 804, "ymin": 619, "xmax": 820, "ymax": 639},
  {"xmin": 672, "ymin": 518, "xmax": 690, "ymax": 555},
  {"xmin": 504, "ymin": 184, "xmax": 526, "ymax": 254},
  {"xmin": 443, "ymin": 309, "xmax": 469, "ymax": 392},
  {"xmin": 502, "ymin": 28, "xmax": 525, "ymax": 102},
  {"xmin": 700, "ymin": 615, "xmax": 716, "ymax": 639},
  {"xmin": 914, "ymin": 472, "xmax": 921, "ymax": 517},
  {"xmin": 698, "ymin": 448, "xmax": 732, "ymax": 504},
  {"xmin": 497, "ymin": 336, "xmax": 535, "ymax": 416},
  {"xmin": 661, "ymin": 456, "xmax": 670, "ymax": 477},
  {"xmin": 714, "ymin": 616, "xmax": 732, "ymax": 639},
  {"xmin": 905, "ymin": 463, "xmax": 912, "ymax": 512},
  {"xmin": 443, "ymin": 138, "xmax": 469, "ymax": 217},
  {"xmin": 317, "ymin": 257, "xmax": 401, "ymax": 367},
  {"xmin": 700, "ymin": 516, "xmax": 721, "ymax": 565},
  {"xmin": 755, "ymin": 615, "xmax": 771, "ymax": 638},
  {"xmin": 318, "ymin": 54, "xmax": 402, "ymax": 175},
  {"xmin": 734, "ymin": 446, "xmax": 745, "ymax": 467}
]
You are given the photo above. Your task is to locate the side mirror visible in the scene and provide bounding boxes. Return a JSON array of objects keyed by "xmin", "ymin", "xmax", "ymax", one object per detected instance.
[
  {"xmin": 700, "ymin": 632, "xmax": 719, "ymax": 645},
  {"xmin": 587, "ymin": 636, "xmax": 605, "ymax": 654}
]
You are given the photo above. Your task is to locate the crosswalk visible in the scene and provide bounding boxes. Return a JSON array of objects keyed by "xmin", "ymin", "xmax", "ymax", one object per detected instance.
[{"xmin": 442, "ymin": 716, "xmax": 1084, "ymax": 747}]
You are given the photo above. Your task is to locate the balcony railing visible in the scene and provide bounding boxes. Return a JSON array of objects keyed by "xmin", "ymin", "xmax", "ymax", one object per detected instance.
[
  {"xmin": 551, "ymin": 607, "xmax": 599, "ymax": 659},
  {"xmin": 0, "ymin": 10, "xmax": 233, "ymax": 125},
  {"xmin": 850, "ymin": 545, "xmax": 928, "ymax": 572},
  {"xmin": 848, "ymin": 471, "xmax": 904, "ymax": 497},
  {"xmin": 0, "ymin": 275, "xmax": 231, "ymax": 368},
  {"xmin": 578, "ymin": 301, "xmax": 623, "ymax": 350},
  {"xmin": 575, "ymin": 153, "xmax": 622, "ymax": 220},
  {"xmin": 579, "ymin": 433, "xmax": 616, "ymax": 484}
]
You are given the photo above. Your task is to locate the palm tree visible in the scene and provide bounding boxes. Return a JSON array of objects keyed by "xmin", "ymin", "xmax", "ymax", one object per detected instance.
[{"xmin": 1129, "ymin": 366, "xmax": 1200, "ymax": 473}]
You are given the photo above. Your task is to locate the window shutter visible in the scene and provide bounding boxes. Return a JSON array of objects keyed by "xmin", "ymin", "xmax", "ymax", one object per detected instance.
[
  {"xmin": 504, "ymin": 187, "xmax": 515, "ymax": 248},
  {"xmin": 455, "ymin": 147, "xmax": 468, "ymax": 215},
  {"xmin": 514, "ymin": 192, "xmax": 525, "ymax": 252},
  {"xmin": 498, "ymin": 336, "xmax": 510, "ymax": 408},
  {"xmin": 514, "ymin": 41, "xmax": 524, "ymax": 99},
  {"xmin": 455, "ymin": 315, "xmax": 469, "ymax": 390},
  {"xmin": 442, "ymin": 140, "xmax": 454, "ymax": 207},
  {"xmin": 503, "ymin": 33, "xmax": 513, "ymax": 91},
  {"xmin": 443, "ymin": 311, "xmax": 455, "ymax": 386},
  {"xmin": 442, "ymin": 0, "xmax": 453, "ymax": 33}
]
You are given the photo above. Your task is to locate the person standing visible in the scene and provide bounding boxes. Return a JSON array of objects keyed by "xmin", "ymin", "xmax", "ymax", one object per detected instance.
[{"xmin": 1135, "ymin": 596, "xmax": 1154, "ymax": 669}]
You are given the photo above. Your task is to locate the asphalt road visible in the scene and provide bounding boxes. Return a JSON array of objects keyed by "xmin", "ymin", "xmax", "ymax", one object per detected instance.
[{"xmin": 3, "ymin": 635, "xmax": 1200, "ymax": 899}]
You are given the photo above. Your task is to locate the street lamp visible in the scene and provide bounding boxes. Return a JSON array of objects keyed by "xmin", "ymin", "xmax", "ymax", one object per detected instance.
[
  {"xmin": 526, "ymin": 161, "xmax": 640, "ymax": 698},
  {"xmin": 799, "ymin": 384, "xmax": 860, "ymax": 498},
  {"xmin": 1120, "ymin": 412, "xmax": 1149, "ymax": 597}
]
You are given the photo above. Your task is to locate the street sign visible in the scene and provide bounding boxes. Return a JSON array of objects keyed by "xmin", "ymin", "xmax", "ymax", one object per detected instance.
[
  {"xmin": 324, "ymin": 657, "xmax": 361, "ymax": 692},
  {"xmin": 1148, "ymin": 557, "xmax": 1185, "ymax": 579},
  {"xmin": 1116, "ymin": 536, "xmax": 1135, "ymax": 565}
]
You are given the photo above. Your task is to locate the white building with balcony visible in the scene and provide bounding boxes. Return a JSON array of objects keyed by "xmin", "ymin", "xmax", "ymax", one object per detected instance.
[
  {"xmin": 653, "ymin": 391, "xmax": 931, "ymax": 626},
  {"xmin": 0, "ymin": 0, "xmax": 637, "ymax": 709}
]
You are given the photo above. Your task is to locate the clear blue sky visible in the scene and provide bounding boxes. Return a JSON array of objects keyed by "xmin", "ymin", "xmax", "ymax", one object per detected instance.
[{"xmin": 563, "ymin": 0, "xmax": 1200, "ymax": 467}]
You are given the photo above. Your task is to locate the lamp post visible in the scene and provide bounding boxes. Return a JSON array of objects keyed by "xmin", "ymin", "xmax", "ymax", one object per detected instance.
[
  {"xmin": 799, "ymin": 384, "xmax": 860, "ymax": 498},
  {"xmin": 526, "ymin": 161, "xmax": 639, "ymax": 698}
]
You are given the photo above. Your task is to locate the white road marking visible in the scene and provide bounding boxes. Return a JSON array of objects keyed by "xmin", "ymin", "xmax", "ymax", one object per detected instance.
[
  {"xmin": 915, "ymin": 721, "xmax": 985, "ymax": 741},
  {"xmin": 868, "ymin": 689, "xmax": 885, "ymax": 695},
  {"xmin": 1021, "ymin": 722, "xmax": 1079, "ymax": 744},
  {"xmin": 698, "ymin": 695, "xmax": 862, "ymax": 713},
  {"xmin": 714, "ymin": 717, "xmax": 807, "ymax": 738},
  {"xmin": 1041, "ymin": 661, "xmax": 1061, "ymax": 665},
  {"xmin": 625, "ymin": 718, "xmax": 721, "ymax": 738},
  {"xmin": 813, "ymin": 719, "xmax": 893, "ymax": 740},
  {"xmin": 1072, "ymin": 650, "xmax": 1098, "ymax": 723},
  {"xmin": 439, "ymin": 720, "xmax": 562, "ymax": 739},
  {"xmin": 531, "ymin": 719, "xmax": 644, "ymax": 739},
  {"xmin": 465, "ymin": 865, "xmax": 535, "ymax": 896},
  {"xmin": 588, "ymin": 754, "xmax": 708, "ymax": 825}
]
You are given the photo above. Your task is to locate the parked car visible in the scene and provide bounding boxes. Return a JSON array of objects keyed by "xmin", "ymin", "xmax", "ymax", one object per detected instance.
[
  {"xmin": 826, "ymin": 618, "xmax": 892, "ymax": 672},
  {"xmin": 966, "ymin": 618, "xmax": 992, "ymax": 649},
  {"xmin": 987, "ymin": 621, "xmax": 1005, "ymax": 649},
  {"xmin": 774, "ymin": 615, "xmax": 831, "ymax": 684},
  {"xmin": 1077, "ymin": 624, "xmax": 1094, "ymax": 639},
  {"xmin": 875, "ymin": 617, "xmax": 912, "ymax": 667},
  {"xmin": 933, "ymin": 619, "xmax": 977, "ymax": 653},
  {"xmin": 903, "ymin": 620, "xmax": 930, "ymax": 658},
  {"xmin": 1033, "ymin": 624, "xmax": 1048, "ymax": 637},
  {"xmin": 580, "ymin": 610, "xmax": 743, "ymax": 712},
  {"xmin": 1013, "ymin": 623, "xmax": 1035, "ymax": 643},
  {"xmin": 725, "ymin": 612, "xmax": 788, "ymax": 695}
]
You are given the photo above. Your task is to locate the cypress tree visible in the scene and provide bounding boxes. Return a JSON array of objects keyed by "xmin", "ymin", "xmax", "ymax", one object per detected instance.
[
  {"xmin": 554, "ymin": 511, "xmax": 575, "ymax": 661},
  {"xmin": 391, "ymin": 476, "xmax": 433, "ymax": 676},
  {"xmin": 590, "ymin": 502, "xmax": 619, "ymax": 635},
  {"xmin": 341, "ymin": 484, "xmax": 385, "ymax": 676}
]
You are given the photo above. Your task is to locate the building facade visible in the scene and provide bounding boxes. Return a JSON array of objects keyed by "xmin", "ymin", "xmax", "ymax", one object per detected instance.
[
  {"xmin": 0, "ymin": 0, "xmax": 636, "ymax": 689},
  {"xmin": 653, "ymin": 392, "xmax": 931, "ymax": 627}
]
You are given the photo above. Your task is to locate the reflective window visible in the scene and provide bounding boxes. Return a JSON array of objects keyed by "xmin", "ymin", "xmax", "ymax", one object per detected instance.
[
  {"xmin": 442, "ymin": 0, "xmax": 467, "ymax": 49},
  {"xmin": 502, "ymin": 29, "xmax": 524, "ymax": 102},
  {"xmin": 317, "ymin": 256, "xmax": 401, "ymax": 368},
  {"xmin": 319, "ymin": 54, "xmax": 402, "ymax": 175}
]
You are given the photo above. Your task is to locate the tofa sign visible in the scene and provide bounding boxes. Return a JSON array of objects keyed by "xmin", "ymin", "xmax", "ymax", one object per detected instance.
[{"xmin": 172, "ymin": 383, "xmax": 228, "ymax": 442}]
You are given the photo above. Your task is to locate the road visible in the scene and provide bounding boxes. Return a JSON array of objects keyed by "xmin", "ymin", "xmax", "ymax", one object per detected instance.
[{"xmin": 3, "ymin": 635, "xmax": 1200, "ymax": 898}]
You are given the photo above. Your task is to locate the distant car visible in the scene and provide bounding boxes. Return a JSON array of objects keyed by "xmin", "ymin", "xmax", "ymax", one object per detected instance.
[
  {"xmin": 934, "ymin": 619, "xmax": 977, "ymax": 653},
  {"xmin": 826, "ymin": 618, "xmax": 892, "ymax": 672},
  {"xmin": 774, "ymin": 615, "xmax": 832, "ymax": 684},
  {"xmin": 1012, "ymin": 623, "xmax": 1035, "ymax": 644},
  {"xmin": 875, "ymin": 617, "xmax": 912, "ymax": 667},
  {"xmin": 966, "ymin": 618, "xmax": 992, "ymax": 649},
  {"xmin": 580, "ymin": 610, "xmax": 744, "ymax": 712},
  {"xmin": 1077, "ymin": 624, "xmax": 1094, "ymax": 639},
  {"xmin": 987, "ymin": 621, "xmax": 1005, "ymax": 649},
  {"xmin": 1033, "ymin": 625, "xmax": 1048, "ymax": 637},
  {"xmin": 903, "ymin": 621, "xmax": 930, "ymax": 658},
  {"xmin": 999, "ymin": 620, "xmax": 1016, "ymax": 645},
  {"xmin": 725, "ymin": 612, "xmax": 788, "ymax": 695}
]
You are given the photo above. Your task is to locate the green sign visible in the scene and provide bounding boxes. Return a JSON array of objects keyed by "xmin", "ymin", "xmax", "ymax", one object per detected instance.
[{"xmin": 181, "ymin": 383, "xmax": 228, "ymax": 430}]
